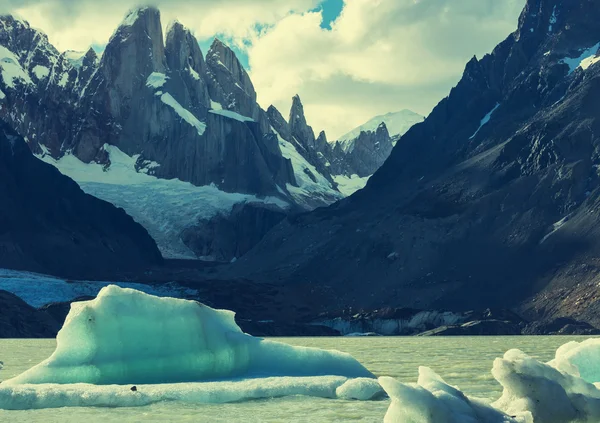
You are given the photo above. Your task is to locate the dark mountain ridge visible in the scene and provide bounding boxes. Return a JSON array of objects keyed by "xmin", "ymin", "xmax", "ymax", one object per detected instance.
[
  {"xmin": 223, "ymin": 0, "xmax": 600, "ymax": 326},
  {"xmin": 0, "ymin": 121, "xmax": 162, "ymax": 277}
]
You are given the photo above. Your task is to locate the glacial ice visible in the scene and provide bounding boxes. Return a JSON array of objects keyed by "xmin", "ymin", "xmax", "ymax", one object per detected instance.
[
  {"xmin": 379, "ymin": 368, "xmax": 520, "ymax": 423},
  {"xmin": 5, "ymin": 286, "xmax": 373, "ymax": 386},
  {"xmin": 0, "ymin": 286, "xmax": 378, "ymax": 410},
  {"xmin": 336, "ymin": 377, "xmax": 384, "ymax": 400},
  {"xmin": 493, "ymin": 346, "xmax": 600, "ymax": 423},
  {"xmin": 0, "ymin": 376, "xmax": 358, "ymax": 410},
  {"xmin": 381, "ymin": 339, "xmax": 600, "ymax": 423}
]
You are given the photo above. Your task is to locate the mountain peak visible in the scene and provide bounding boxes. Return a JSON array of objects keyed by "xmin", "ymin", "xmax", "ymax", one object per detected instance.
[
  {"xmin": 107, "ymin": 6, "xmax": 166, "ymax": 73},
  {"xmin": 289, "ymin": 94, "xmax": 315, "ymax": 149},
  {"xmin": 120, "ymin": 6, "xmax": 160, "ymax": 28},
  {"xmin": 165, "ymin": 19, "xmax": 206, "ymax": 74}
]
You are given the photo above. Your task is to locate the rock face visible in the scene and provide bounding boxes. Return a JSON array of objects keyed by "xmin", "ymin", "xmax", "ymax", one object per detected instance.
[
  {"xmin": 227, "ymin": 0, "xmax": 600, "ymax": 327},
  {"xmin": 0, "ymin": 121, "xmax": 163, "ymax": 276},
  {"xmin": 332, "ymin": 123, "xmax": 394, "ymax": 177},
  {"xmin": 181, "ymin": 203, "xmax": 288, "ymax": 262},
  {"xmin": 329, "ymin": 110, "xmax": 425, "ymax": 181},
  {"xmin": 0, "ymin": 291, "xmax": 59, "ymax": 338},
  {"xmin": 0, "ymin": 9, "xmax": 304, "ymax": 198}
]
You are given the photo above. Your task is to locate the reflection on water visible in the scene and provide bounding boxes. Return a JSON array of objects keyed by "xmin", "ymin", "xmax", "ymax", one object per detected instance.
[{"xmin": 0, "ymin": 336, "xmax": 594, "ymax": 422}]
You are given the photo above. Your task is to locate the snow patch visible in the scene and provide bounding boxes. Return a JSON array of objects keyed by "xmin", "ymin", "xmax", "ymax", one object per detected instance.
[
  {"xmin": 57, "ymin": 72, "xmax": 69, "ymax": 88},
  {"xmin": 469, "ymin": 103, "xmax": 500, "ymax": 140},
  {"xmin": 32, "ymin": 65, "xmax": 49, "ymax": 80},
  {"xmin": 146, "ymin": 72, "xmax": 168, "ymax": 89},
  {"xmin": 210, "ymin": 99, "xmax": 223, "ymax": 110},
  {"xmin": 160, "ymin": 92, "xmax": 206, "ymax": 136},
  {"xmin": 560, "ymin": 42, "xmax": 600, "ymax": 74},
  {"xmin": 338, "ymin": 110, "xmax": 424, "ymax": 152},
  {"xmin": 121, "ymin": 8, "xmax": 142, "ymax": 27},
  {"xmin": 272, "ymin": 127, "xmax": 342, "ymax": 207},
  {"xmin": 0, "ymin": 45, "xmax": 33, "ymax": 88},
  {"xmin": 188, "ymin": 66, "xmax": 200, "ymax": 81},
  {"xmin": 540, "ymin": 215, "xmax": 570, "ymax": 244},
  {"xmin": 63, "ymin": 50, "xmax": 86, "ymax": 69},
  {"xmin": 333, "ymin": 174, "xmax": 370, "ymax": 196},
  {"xmin": 209, "ymin": 108, "xmax": 254, "ymax": 122}
]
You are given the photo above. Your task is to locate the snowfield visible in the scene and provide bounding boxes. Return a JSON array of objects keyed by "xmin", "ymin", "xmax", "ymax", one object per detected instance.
[
  {"xmin": 333, "ymin": 174, "xmax": 371, "ymax": 196},
  {"xmin": 272, "ymin": 128, "xmax": 343, "ymax": 208},
  {"xmin": 37, "ymin": 145, "xmax": 289, "ymax": 259}
]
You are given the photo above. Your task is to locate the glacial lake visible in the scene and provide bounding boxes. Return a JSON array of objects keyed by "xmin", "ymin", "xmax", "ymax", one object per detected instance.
[{"xmin": 0, "ymin": 336, "xmax": 594, "ymax": 422}]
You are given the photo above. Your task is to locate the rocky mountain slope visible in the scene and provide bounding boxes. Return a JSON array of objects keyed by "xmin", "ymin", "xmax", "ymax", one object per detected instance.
[
  {"xmin": 226, "ymin": 0, "xmax": 600, "ymax": 327},
  {"xmin": 0, "ymin": 120, "xmax": 162, "ymax": 276},
  {"xmin": 0, "ymin": 9, "xmax": 345, "ymax": 260}
]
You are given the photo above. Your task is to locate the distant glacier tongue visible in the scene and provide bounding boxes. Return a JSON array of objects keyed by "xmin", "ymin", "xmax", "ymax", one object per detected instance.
[{"xmin": 4, "ymin": 286, "xmax": 373, "ymax": 385}]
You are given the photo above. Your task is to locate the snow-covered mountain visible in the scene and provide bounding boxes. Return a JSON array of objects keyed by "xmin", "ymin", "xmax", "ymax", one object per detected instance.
[
  {"xmin": 0, "ymin": 9, "xmax": 350, "ymax": 260},
  {"xmin": 337, "ymin": 110, "xmax": 425, "ymax": 148},
  {"xmin": 321, "ymin": 111, "xmax": 425, "ymax": 194},
  {"xmin": 0, "ymin": 7, "xmax": 420, "ymax": 261}
]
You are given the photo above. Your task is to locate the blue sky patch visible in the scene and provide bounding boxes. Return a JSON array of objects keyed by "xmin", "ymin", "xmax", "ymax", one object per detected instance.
[{"xmin": 315, "ymin": 0, "xmax": 344, "ymax": 30}]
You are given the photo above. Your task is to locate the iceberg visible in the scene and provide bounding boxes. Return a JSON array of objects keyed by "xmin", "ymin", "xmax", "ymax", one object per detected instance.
[
  {"xmin": 380, "ymin": 339, "xmax": 600, "ymax": 423},
  {"xmin": 0, "ymin": 376, "xmax": 362, "ymax": 410},
  {"xmin": 379, "ymin": 368, "xmax": 521, "ymax": 423},
  {"xmin": 0, "ymin": 286, "xmax": 380, "ymax": 410},
  {"xmin": 4, "ymin": 285, "xmax": 373, "ymax": 386},
  {"xmin": 493, "ymin": 346, "xmax": 600, "ymax": 423}
]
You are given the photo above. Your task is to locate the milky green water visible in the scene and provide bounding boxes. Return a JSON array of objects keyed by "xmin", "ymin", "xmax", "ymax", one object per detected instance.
[{"xmin": 0, "ymin": 336, "xmax": 594, "ymax": 422}]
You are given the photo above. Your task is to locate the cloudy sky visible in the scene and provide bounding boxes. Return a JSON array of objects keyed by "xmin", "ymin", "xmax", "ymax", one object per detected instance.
[{"xmin": 7, "ymin": 0, "xmax": 525, "ymax": 140}]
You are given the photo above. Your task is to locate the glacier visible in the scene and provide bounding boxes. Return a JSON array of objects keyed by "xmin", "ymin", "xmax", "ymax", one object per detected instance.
[
  {"xmin": 0, "ymin": 268, "xmax": 198, "ymax": 308},
  {"xmin": 0, "ymin": 286, "xmax": 378, "ymax": 409},
  {"xmin": 37, "ymin": 144, "xmax": 289, "ymax": 259}
]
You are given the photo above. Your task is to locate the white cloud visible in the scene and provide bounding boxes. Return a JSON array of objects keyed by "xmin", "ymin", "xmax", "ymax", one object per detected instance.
[
  {"xmin": 4, "ymin": 0, "xmax": 526, "ymax": 140},
  {"xmin": 248, "ymin": 0, "xmax": 526, "ymax": 139},
  {"xmin": 9, "ymin": 0, "xmax": 319, "ymax": 51}
]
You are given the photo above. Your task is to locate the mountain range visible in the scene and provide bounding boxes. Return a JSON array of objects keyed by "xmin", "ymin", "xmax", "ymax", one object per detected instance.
[
  {"xmin": 220, "ymin": 0, "xmax": 600, "ymax": 328},
  {"xmin": 2, "ymin": 0, "xmax": 600, "ymax": 334},
  {"xmin": 0, "ymin": 9, "xmax": 418, "ymax": 261}
]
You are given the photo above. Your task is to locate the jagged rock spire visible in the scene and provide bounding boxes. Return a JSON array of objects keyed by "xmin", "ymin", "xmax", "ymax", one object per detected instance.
[{"xmin": 289, "ymin": 94, "xmax": 316, "ymax": 149}]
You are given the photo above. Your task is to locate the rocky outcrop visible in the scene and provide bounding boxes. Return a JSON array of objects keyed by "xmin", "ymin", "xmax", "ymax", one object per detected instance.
[
  {"xmin": 270, "ymin": 96, "xmax": 337, "ymax": 186},
  {"xmin": 0, "ymin": 291, "xmax": 59, "ymax": 338},
  {"xmin": 226, "ymin": 0, "xmax": 600, "ymax": 329},
  {"xmin": 334, "ymin": 123, "xmax": 394, "ymax": 177},
  {"xmin": 0, "ymin": 120, "xmax": 163, "ymax": 276}
]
